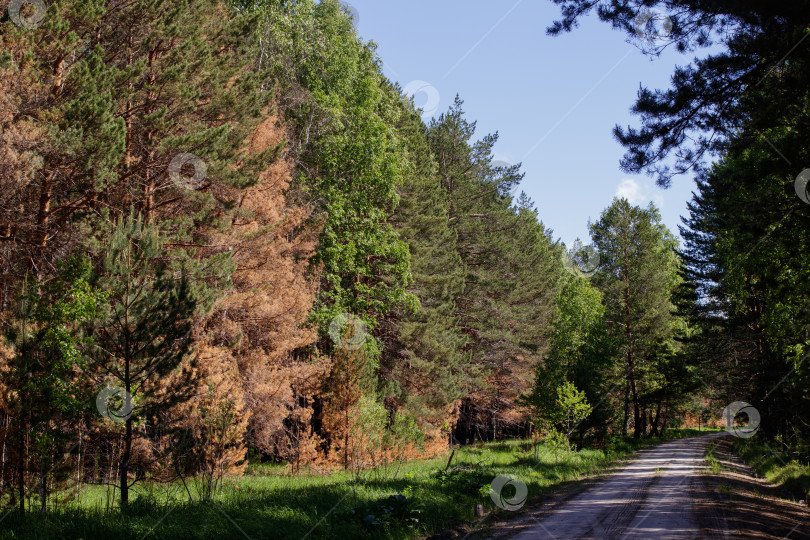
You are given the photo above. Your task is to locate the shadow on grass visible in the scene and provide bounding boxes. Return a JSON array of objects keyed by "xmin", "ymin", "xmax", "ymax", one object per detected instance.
[
  {"xmin": 0, "ymin": 465, "xmax": 502, "ymax": 540},
  {"xmin": 0, "ymin": 482, "xmax": 419, "ymax": 540},
  {"xmin": 0, "ymin": 433, "xmax": 700, "ymax": 540}
]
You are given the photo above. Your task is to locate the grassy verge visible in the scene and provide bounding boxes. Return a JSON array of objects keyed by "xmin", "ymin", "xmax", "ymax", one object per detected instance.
[
  {"xmin": 0, "ymin": 429, "xmax": 710, "ymax": 539},
  {"xmin": 704, "ymin": 439, "xmax": 726, "ymax": 474},
  {"xmin": 732, "ymin": 436, "xmax": 810, "ymax": 503}
]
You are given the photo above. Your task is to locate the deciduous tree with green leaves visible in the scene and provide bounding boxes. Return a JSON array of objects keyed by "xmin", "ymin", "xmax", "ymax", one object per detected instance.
[
  {"xmin": 2, "ymin": 257, "xmax": 105, "ymax": 513},
  {"xmin": 521, "ymin": 275, "xmax": 614, "ymax": 446}
]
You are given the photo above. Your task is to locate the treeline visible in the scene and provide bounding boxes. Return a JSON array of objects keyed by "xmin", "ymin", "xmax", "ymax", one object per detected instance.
[
  {"xmin": 547, "ymin": 0, "xmax": 810, "ymax": 453},
  {"xmin": 0, "ymin": 0, "xmax": 702, "ymax": 513}
]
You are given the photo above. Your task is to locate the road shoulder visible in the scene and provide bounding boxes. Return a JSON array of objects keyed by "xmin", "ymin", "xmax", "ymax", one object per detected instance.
[
  {"xmin": 425, "ymin": 441, "xmax": 661, "ymax": 539},
  {"xmin": 695, "ymin": 435, "xmax": 810, "ymax": 539}
]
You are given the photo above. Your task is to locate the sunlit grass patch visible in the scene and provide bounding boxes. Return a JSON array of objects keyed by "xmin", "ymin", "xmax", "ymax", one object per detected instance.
[
  {"xmin": 704, "ymin": 441, "xmax": 726, "ymax": 474},
  {"xmin": 0, "ymin": 431, "xmax": 706, "ymax": 539}
]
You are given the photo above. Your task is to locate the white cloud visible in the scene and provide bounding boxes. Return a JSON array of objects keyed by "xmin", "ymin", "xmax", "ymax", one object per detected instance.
[
  {"xmin": 615, "ymin": 178, "xmax": 664, "ymax": 209},
  {"xmin": 616, "ymin": 178, "xmax": 642, "ymax": 204}
]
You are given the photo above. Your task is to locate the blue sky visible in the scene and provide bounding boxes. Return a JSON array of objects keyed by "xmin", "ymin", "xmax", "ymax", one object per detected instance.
[{"xmin": 341, "ymin": 0, "xmax": 704, "ymax": 247}]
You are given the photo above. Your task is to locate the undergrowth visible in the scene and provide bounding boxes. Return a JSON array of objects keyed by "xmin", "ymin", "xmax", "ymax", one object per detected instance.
[{"xmin": 0, "ymin": 429, "xmax": 710, "ymax": 539}]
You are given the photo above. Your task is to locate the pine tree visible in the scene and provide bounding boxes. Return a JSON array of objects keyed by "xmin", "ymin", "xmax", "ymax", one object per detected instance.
[
  {"xmin": 242, "ymin": 0, "xmax": 419, "ymax": 463},
  {"xmin": 246, "ymin": 0, "xmax": 416, "ymax": 337},
  {"xmin": 680, "ymin": 125, "xmax": 810, "ymax": 441},
  {"xmin": 426, "ymin": 97, "xmax": 562, "ymax": 442},
  {"xmin": 589, "ymin": 199, "xmax": 681, "ymax": 437},
  {"xmin": 546, "ymin": 0, "xmax": 810, "ymax": 188},
  {"xmin": 384, "ymin": 98, "xmax": 469, "ymax": 439},
  {"xmin": 89, "ymin": 216, "xmax": 200, "ymax": 506},
  {"xmin": 0, "ymin": 0, "xmax": 269, "ymax": 296},
  {"xmin": 1, "ymin": 0, "xmax": 287, "ymax": 487},
  {"xmin": 202, "ymin": 114, "xmax": 324, "ymax": 463}
]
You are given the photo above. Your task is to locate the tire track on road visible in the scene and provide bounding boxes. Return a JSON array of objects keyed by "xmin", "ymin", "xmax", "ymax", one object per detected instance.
[{"xmin": 513, "ymin": 434, "xmax": 722, "ymax": 539}]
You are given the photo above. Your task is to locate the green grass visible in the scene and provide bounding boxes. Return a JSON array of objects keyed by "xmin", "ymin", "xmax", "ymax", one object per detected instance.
[
  {"xmin": 0, "ymin": 429, "xmax": 710, "ymax": 539},
  {"xmin": 704, "ymin": 440, "xmax": 725, "ymax": 473},
  {"xmin": 733, "ymin": 437, "xmax": 810, "ymax": 502}
]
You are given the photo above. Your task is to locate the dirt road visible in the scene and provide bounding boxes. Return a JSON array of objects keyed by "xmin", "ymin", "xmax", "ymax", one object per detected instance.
[{"xmin": 506, "ymin": 433, "xmax": 809, "ymax": 539}]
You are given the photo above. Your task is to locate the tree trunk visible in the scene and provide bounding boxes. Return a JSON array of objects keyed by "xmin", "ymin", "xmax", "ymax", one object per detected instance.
[
  {"xmin": 344, "ymin": 409, "xmax": 349, "ymax": 471},
  {"xmin": 33, "ymin": 172, "xmax": 55, "ymax": 246},
  {"xmin": 622, "ymin": 385, "xmax": 630, "ymax": 436},
  {"xmin": 650, "ymin": 401, "xmax": 662, "ymax": 437},
  {"xmin": 17, "ymin": 430, "xmax": 24, "ymax": 515},
  {"xmin": 628, "ymin": 357, "xmax": 641, "ymax": 438},
  {"xmin": 38, "ymin": 462, "xmax": 46, "ymax": 515},
  {"xmin": 76, "ymin": 431, "xmax": 83, "ymax": 500},
  {"xmin": 0, "ymin": 414, "xmax": 7, "ymax": 493},
  {"xmin": 120, "ymin": 362, "xmax": 132, "ymax": 507},
  {"xmin": 622, "ymin": 245, "xmax": 642, "ymax": 438},
  {"xmin": 120, "ymin": 416, "xmax": 131, "ymax": 506}
]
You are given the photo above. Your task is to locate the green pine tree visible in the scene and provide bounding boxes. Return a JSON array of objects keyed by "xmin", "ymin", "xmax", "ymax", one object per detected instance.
[
  {"xmin": 589, "ymin": 199, "xmax": 682, "ymax": 437},
  {"xmin": 89, "ymin": 216, "xmax": 200, "ymax": 506},
  {"xmin": 385, "ymin": 97, "xmax": 469, "ymax": 432},
  {"xmin": 426, "ymin": 97, "xmax": 562, "ymax": 442}
]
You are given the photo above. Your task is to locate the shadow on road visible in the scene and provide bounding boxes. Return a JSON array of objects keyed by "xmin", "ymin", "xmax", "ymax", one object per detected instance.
[{"xmin": 696, "ymin": 436, "xmax": 809, "ymax": 539}]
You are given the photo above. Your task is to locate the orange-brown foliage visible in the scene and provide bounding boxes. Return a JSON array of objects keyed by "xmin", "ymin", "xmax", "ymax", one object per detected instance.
[{"xmin": 202, "ymin": 115, "xmax": 327, "ymax": 465}]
